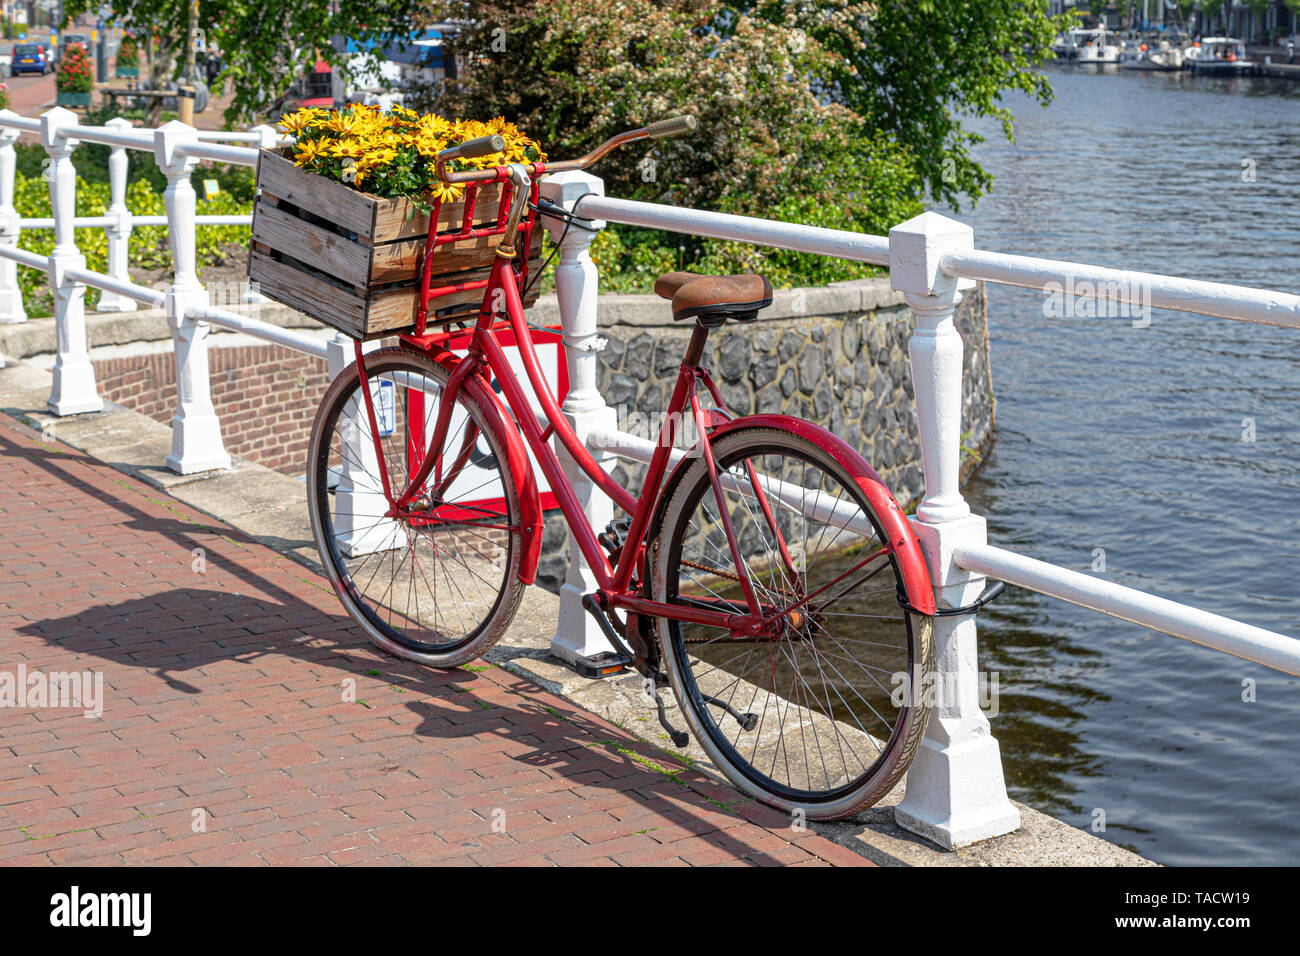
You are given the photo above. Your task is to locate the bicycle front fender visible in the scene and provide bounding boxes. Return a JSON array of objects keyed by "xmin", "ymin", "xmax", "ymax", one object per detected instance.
[
  {"xmin": 706, "ymin": 414, "xmax": 936, "ymax": 617},
  {"xmin": 425, "ymin": 345, "xmax": 544, "ymax": 586}
]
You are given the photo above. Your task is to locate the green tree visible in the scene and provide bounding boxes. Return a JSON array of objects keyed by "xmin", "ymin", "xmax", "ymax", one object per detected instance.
[
  {"xmin": 732, "ymin": 1, "xmax": 1069, "ymax": 210},
  {"xmin": 416, "ymin": 0, "xmax": 924, "ymax": 287},
  {"xmin": 62, "ymin": 0, "xmax": 422, "ymax": 124}
]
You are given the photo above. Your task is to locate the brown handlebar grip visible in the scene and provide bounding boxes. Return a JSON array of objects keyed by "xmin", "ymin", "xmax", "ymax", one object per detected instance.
[
  {"xmin": 645, "ymin": 115, "xmax": 697, "ymax": 139},
  {"xmin": 444, "ymin": 134, "xmax": 506, "ymax": 160}
]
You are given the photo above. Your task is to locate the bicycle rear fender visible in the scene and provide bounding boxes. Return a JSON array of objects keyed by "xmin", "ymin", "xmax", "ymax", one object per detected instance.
[
  {"xmin": 670, "ymin": 414, "xmax": 936, "ymax": 616},
  {"xmin": 426, "ymin": 345, "xmax": 543, "ymax": 585}
]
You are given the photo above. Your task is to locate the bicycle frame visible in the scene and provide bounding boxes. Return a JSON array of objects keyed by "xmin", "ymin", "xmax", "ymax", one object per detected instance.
[
  {"xmin": 348, "ymin": 146, "xmax": 935, "ymax": 633},
  {"xmin": 350, "ymin": 252, "xmax": 794, "ymax": 637}
]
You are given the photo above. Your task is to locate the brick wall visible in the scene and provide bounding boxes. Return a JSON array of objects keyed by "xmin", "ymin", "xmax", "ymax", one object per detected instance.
[{"xmin": 93, "ymin": 343, "xmax": 330, "ymax": 476}]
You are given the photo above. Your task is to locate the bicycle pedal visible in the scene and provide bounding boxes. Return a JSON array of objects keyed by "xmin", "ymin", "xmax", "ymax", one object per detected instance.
[
  {"xmin": 600, "ymin": 517, "xmax": 632, "ymax": 554},
  {"xmin": 653, "ymin": 692, "xmax": 689, "ymax": 749}
]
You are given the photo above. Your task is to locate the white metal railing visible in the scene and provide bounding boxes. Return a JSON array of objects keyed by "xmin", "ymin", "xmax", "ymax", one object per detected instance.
[
  {"xmin": 534, "ymin": 172, "xmax": 1300, "ymax": 851},
  {"xmin": 8, "ymin": 115, "xmax": 1298, "ymax": 854},
  {"xmin": 0, "ymin": 107, "xmax": 330, "ymax": 471}
]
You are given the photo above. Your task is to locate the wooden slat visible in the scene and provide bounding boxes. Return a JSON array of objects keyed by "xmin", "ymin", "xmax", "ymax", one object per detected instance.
[
  {"xmin": 370, "ymin": 231, "xmax": 541, "ymax": 286},
  {"xmin": 375, "ymin": 184, "xmax": 504, "ymax": 244},
  {"xmin": 255, "ymin": 149, "xmax": 377, "ymax": 242},
  {"xmin": 251, "ymin": 199, "xmax": 372, "ymax": 290},
  {"xmin": 249, "ymin": 249, "xmax": 368, "ymax": 338}
]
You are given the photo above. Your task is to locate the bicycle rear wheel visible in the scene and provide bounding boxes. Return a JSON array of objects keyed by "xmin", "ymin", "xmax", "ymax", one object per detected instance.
[
  {"xmin": 651, "ymin": 425, "xmax": 933, "ymax": 819},
  {"xmin": 307, "ymin": 347, "xmax": 525, "ymax": 667}
]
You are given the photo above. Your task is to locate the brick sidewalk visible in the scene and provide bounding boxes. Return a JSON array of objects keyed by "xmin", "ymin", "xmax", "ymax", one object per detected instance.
[{"xmin": 0, "ymin": 413, "xmax": 867, "ymax": 867}]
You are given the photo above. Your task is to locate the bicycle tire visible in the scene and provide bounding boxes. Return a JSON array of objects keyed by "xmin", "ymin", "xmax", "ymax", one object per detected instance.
[
  {"xmin": 307, "ymin": 347, "xmax": 525, "ymax": 667},
  {"xmin": 651, "ymin": 424, "xmax": 934, "ymax": 819}
]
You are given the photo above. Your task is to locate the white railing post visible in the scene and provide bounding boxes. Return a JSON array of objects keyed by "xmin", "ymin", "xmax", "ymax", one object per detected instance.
[
  {"xmin": 888, "ymin": 211, "xmax": 1020, "ymax": 849},
  {"xmin": 97, "ymin": 117, "xmax": 137, "ymax": 313},
  {"xmin": 156, "ymin": 120, "xmax": 229, "ymax": 473},
  {"xmin": 537, "ymin": 171, "xmax": 623, "ymax": 670},
  {"xmin": 250, "ymin": 124, "xmax": 280, "ymax": 150},
  {"xmin": 0, "ymin": 112, "xmax": 26, "ymax": 324},
  {"xmin": 325, "ymin": 332, "xmax": 399, "ymax": 555},
  {"xmin": 41, "ymin": 107, "xmax": 103, "ymax": 415}
]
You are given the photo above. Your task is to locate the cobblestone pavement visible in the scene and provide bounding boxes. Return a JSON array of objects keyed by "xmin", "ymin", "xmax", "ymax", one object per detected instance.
[{"xmin": 0, "ymin": 413, "xmax": 868, "ymax": 867}]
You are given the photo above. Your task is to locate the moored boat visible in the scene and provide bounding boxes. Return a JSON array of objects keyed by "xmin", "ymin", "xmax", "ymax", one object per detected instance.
[
  {"xmin": 1187, "ymin": 37, "xmax": 1256, "ymax": 75},
  {"xmin": 1119, "ymin": 32, "xmax": 1189, "ymax": 71}
]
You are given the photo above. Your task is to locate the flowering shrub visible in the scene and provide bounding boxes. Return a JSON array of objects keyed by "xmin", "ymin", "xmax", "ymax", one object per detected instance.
[
  {"xmin": 116, "ymin": 33, "xmax": 139, "ymax": 69},
  {"xmin": 57, "ymin": 43, "xmax": 94, "ymax": 94},
  {"xmin": 0, "ymin": 83, "xmax": 8, "ymax": 112},
  {"xmin": 277, "ymin": 104, "xmax": 545, "ymax": 204}
]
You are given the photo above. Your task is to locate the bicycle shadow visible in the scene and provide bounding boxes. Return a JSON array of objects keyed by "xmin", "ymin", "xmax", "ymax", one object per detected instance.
[
  {"xmin": 402, "ymin": 693, "xmax": 799, "ymax": 864},
  {"xmin": 4, "ymin": 425, "xmax": 796, "ymax": 865}
]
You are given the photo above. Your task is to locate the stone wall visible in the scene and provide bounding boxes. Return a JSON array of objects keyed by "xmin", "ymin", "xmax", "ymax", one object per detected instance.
[{"xmin": 530, "ymin": 278, "xmax": 995, "ymax": 592}]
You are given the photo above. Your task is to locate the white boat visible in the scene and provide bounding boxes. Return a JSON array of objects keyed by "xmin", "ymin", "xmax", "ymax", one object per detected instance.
[
  {"xmin": 1187, "ymin": 37, "xmax": 1256, "ymax": 75},
  {"xmin": 1052, "ymin": 31, "xmax": 1079, "ymax": 59},
  {"xmin": 1067, "ymin": 28, "xmax": 1122, "ymax": 65},
  {"xmin": 1119, "ymin": 33, "xmax": 1189, "ymax": 71}
]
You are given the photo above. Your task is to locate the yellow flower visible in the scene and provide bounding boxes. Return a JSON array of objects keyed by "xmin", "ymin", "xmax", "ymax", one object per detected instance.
[
  {"xmin": 427, "ymin": 180, "xmax": 465, "ymax": 204},
  {"xmin": 293, "ymin": 139, "xmax": 327, "ymax": 167},
  {"xmin": 277, "ymin": 108, "xmax": 320, "ymax": 136},
  {"xmin": 418, "ymin": 114, "xmax": 454, "ymax": 139},
  {"xmin": 330, "ymin": 139, "xmax": 366, "ymax": 160}
]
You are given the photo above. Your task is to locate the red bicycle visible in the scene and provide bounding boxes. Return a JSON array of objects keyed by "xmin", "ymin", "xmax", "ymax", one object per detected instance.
[{"xmin": 307, "ymin": 118, "xmax": 937, "ymax": 818}]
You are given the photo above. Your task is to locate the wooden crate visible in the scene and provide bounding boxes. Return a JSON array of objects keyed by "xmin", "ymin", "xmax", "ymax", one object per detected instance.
[{"xmin": 248, "ymin": 148, "xmax": 540, "ymax": 340}]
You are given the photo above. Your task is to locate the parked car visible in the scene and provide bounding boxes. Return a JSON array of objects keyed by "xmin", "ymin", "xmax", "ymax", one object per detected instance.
[{"xmin": 11, "ymin": 43, "xmax": 52, "ymax": 75}]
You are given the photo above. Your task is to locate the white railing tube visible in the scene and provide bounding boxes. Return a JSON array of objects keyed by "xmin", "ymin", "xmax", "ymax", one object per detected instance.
[
  {"xmin": 0, "ymin": 115, "xmax": 40, "ymax": 133},
  {"xmin": 0, "ymin": 245, "xmax": 53, "ymax": 270},
  {"xmin": 0, "ymin": 113, "xmax": 26, "ymax": 324},
  {"xmin": 63, "ymin": 267, "xmax": 165, "ymax": 308},
  {"xmin": 186, "ymin": 304, "xmax": 330, "ymax": 360},
  {"xmin": 174, "ymin": 140, "xmax": 260, "ymax": 167},
  {"xmin": 955, "ymin": 543, "xmax": 1300, "ymax": 676},
  {"xmin": 576, "ymin": 194, "xmax": 891, "ymax": 265},
  {"xmin": 98, "ymin": 117, "xmax": 138, "ymax": 313},
  {"xmin": 70, "ymin": 125, "xmax": 154, "ymax": 151},
  {"xmin": 940, "ymin": 248, "xmax": 1300, "ymax": 330},
  {"xmin": 42, "ymin": 108, "xmax": 102, "ymax": 416},
  {"xmin": 156, "ymin": 120, "xmax": 229, "ymax": 474}
]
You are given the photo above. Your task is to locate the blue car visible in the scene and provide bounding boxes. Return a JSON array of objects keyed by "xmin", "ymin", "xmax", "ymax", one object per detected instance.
[{"xmin": 11, "ymin": 44, "xmax": 51, "ymax": 76}]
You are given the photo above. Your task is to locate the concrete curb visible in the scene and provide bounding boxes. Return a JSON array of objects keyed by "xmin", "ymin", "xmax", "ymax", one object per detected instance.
[{"xmin": 0, "ymin": 357, "xmax": 1155, "ymax": 867}]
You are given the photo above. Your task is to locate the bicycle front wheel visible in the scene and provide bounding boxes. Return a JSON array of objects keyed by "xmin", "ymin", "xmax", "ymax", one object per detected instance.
[
  {"xmin": 307, "ymin": 347, "xmax": 525, "ymax": 667},
  {"xmin": 651, "ymin": 425, "xmax": 933, "ymax": 819}
]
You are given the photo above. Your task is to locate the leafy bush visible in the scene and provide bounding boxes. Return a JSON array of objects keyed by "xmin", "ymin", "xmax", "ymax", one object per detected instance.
[
  {"xmin": 12, "ymin": 168, "xmax": 251, "ymax": 316},
  {"xmin": 420, "ymin": 0, "xmax": 919, "ymax": 290},
  {"xmin": 417, "ymin": 0, "xmax": 1063, "ymax": 293}
]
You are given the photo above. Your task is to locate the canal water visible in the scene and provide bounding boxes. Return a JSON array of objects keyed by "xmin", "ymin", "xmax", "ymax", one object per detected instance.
[{"xmin": 950, "ymin": 66, "xmax": 1300, "ymax": 865}]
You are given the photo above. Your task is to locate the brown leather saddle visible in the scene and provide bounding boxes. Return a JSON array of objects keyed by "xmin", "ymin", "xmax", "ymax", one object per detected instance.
[{"xmin": 653, "ymin": 271, "xmax": 773, "ymax": 327}]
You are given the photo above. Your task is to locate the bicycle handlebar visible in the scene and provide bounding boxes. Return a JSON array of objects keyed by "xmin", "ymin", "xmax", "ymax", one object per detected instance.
[
  {"xmin": 442, "ymin": 134, "xmax": 507, "ymax": 162},
  {"xmin": 645, "ymin": 115, "xmax": 698, "ymax": 139},
  {"xmin": 434, "ymin": 114, "xmax": 697, "ymax": 186}
]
